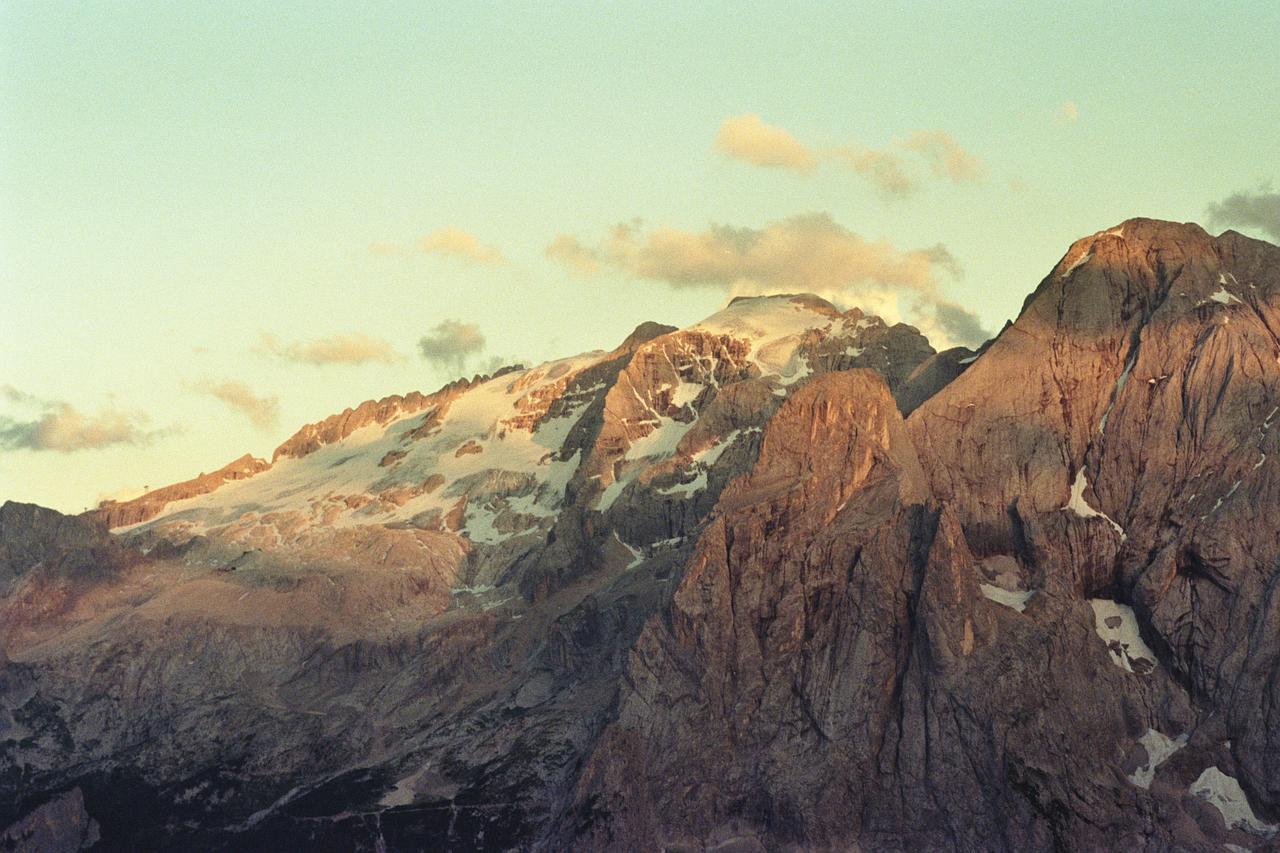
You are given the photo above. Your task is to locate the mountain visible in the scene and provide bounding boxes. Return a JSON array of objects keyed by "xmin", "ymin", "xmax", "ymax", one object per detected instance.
[{"xmin": 2, "ymin": 219, "xmax": 1278, "ymax": 851}]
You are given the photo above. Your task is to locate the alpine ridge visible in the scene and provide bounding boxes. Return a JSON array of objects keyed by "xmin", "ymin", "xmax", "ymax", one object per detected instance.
[{"xmin": 2, "ymin": 219, "xmax": 1279, "ymax": 851}]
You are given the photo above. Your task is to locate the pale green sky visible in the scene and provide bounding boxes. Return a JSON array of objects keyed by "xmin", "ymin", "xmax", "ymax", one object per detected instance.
[{"xmin": 2, "ymin": 1, "xmax": 1278, "ymax": 512}]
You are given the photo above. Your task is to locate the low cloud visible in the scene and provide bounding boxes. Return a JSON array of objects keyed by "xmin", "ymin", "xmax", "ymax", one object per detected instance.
[
  {"xmin": 714, "ymin": 114, "xmax": 818, "ymax": 173},
  {"xmin": 187, "ymin": 379, "xmax": 280, "ymax": 431},
  {"xmin": 259, "ymin": 332, "xmax": 402, "ymax": 366},
  {"xmin": 418, "ymin": 227, "xmax": 505, "ymax": 264},
  {"xmin": 418, "ymin": 320, "xmax": 486, "ymax": 371},
  {"xmin": 932, "ymin": 301, "xmax": 991, "ymax": 349},
  {"xmin": 546, "ymin": 213, "xmax": 990, "ymax": 348},
  {"xmin": 715, "ymin": 115, "xmax": 986, "ymax": 197},
  {"xmin": 0, "ymin": 386, "xmax": 169, "ymax": 452},
  {"xmin": 1207, "ymin": 188, "xmax": 1280, "ymax": 242}
]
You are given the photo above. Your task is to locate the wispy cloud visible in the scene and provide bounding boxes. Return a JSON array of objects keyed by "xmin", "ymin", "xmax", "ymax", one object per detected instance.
[
  {"xmin": 418, "ymin": 227, "xmax": 505, "ymax": 264},
  {"xmin": 546, "ymin": 213, "xmax": 990, "ymax": 347},
  {"xmin": 1056, "ymin": 100, "xmax": 1079, "ymax": 125},
  {"xmin": 258, "ymin": 332, "xmax": 402, "ymax": 366},
  {"xmin": 714, "ymin": 114, "xmax": 818, "ymax": 173},
  {"xmin": 830, "ymin": 145, "xmax": 917, "ymax": 198},
  {"xmin": 1207, "ymin": 187, "xmax": 1280, "ymax": 242},
  {"xmin": 714, "ymin": 114, "xmax": 987, "ymax": 198},
  {"xmin": 898, "ymin": 130, "xmax": 986, "ymax": 183},
  {"xmin": 0, "ymin": 386, "xmax": 171, "ymax": 452},
  {"xmin": 186, "ymin": 379, "xmax": 280, "ymax": 430},
  {"xmin": 418, "ymin": 320, "xmax": 487, "ymax": 371}
]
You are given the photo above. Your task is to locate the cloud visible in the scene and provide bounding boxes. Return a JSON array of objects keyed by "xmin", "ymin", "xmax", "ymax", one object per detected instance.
[
  {"xmin": 932, "ymin": 301, "xmax": 991, "ymax": 349},
  {"xmin": 714, "ymin": 114, "xmax": 818, "ymax": 173},
  {"xmin": 545, "ymin": 234, "xmax": 603, "ymax": 275},
  {"xmin": 548, "ymin": 213, "xmax": 986, "ymax": 348},
  {"xmin": 0, "ymin": 387, "xmax": 168, "ymax": 452},
  {"xmin": 418, "ymin": 320, "xmax": 486, "ymax": 371},
  {"xmin": 1207, "ymin": 188, "xmax": 1280, "ymax": 242},
  {"xmin": 1057, "ymin": 100, "xmax": 1079, "ymax": 125},
  {"xmin": 830, "ymin": 145, "xmax": 917, "ymax": 198},
  {"xmin": 418, "ymin": 227, "xmax": 505, "ymax": 264},
  {"xmin": 898, "ymin": 130, "xmax": 986, "ymax": 183},
  {"xmin": 258, "ymin": 332, "xmax": 402, "ymax": 366},
  {"xmin": 187, "ymin": 379, "xmax": 280, "ymax": 430},
  {"xmin": 713, "ymin": 115, "xmax": 986, "ymax": 197}
]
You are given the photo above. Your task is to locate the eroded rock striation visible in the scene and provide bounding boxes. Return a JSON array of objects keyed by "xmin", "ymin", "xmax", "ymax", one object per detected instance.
[{"xmin": 2, "ymin": 221, "xmax": 1279, "ymax": 851}]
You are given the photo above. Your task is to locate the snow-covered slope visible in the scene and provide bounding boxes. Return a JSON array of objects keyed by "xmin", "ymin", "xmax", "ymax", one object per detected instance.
[{"xmin": 111, "ymin": 294, "xmax": 936, "ymax": 583}]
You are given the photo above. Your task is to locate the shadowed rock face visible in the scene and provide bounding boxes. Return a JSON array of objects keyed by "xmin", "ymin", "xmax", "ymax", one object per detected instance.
[{"xmin": 3, "ymin": 220, "xmax": 1280, "ymax": 851}]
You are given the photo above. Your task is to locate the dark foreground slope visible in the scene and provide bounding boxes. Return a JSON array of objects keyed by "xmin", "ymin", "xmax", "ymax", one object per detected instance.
[{"xmin": 2, "ymin": 220, "xmax": 1279, "ymax": 851}]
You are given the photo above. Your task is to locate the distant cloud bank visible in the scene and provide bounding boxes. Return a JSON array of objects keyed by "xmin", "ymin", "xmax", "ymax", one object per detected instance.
[
  {"xmin": 1207, "ymin": 188, "xmax": 1280, "ymax": 242},
  {"xmin": 0, "ymin": 386, "xmax": 170, "ymax": 452}
]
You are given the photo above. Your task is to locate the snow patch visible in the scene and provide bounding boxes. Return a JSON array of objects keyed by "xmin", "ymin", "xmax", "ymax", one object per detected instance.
[
  {"xmin": 1064, "ymin": 469, "xmax": 1126, "ymax": 539},
  {"xmin": 669, "ymin": 381, "xmax": 704, "ymax": 409},
  {"xmin": 1089, "ymin": 599, "xmax": 1156, "ymax": 673},
  {"xmin": 979, "ymin": 584, "xmax": 1034, "ymax": 613},
  {"xmin": 1209, "ymin": 285, "xmax": 1242, "ymax": 305},
  {"xmin": 624, "ymin": 416, "xmax": 696, "ymax": 461},
  {"xmin": 613, "ymin": 532, "xmax": 645, "ymax": 569},
  {"xmin": 1060, "ymin": 251, "xmax": 1091, "ymax": 278},
  {"xmin": 1128, "ymin": 729, "xmax": 1187, "ymax": 789},
  {"xmin": 1190, "ymin": 767, "xmax": 1278, "ymax": 836},
  {"xmin": 1099, "ymin": 350, "xmax": 1138, "ymax": 433}
]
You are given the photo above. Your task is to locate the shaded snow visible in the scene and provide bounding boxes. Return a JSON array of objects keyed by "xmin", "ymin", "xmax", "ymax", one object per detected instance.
[
  {"xmin": 979, "ymin": 584, "xmax": 1034, "ymax": 613},
  {"xmin": 669, "ymin": 381, "xmax": 704, "ymax": 408},
  {"xmin": 1209, "ymin": 285, "xmax": 1242, "ymax": 305},
  {"xmin": 1064, "ymin": 468, "xmax": 1126, "ymax": 539},
  {"xmin": 1190, "ymin": 767, "xmax": 1278, "ymax": 836},
  {"xmin": 1089, "ymin": 599, "xmax": 1156, "ymax": 673},
  {"xmin": 613, "ymin": 532, "xmax": 645, "ymax": 569},
  {"xmin": 1128, "ymin": 729, "xmax": 1187, "ymax": 789},
  {"xmin": 658, "ymin": 470, "xmax": 708, "ymax": 497},
  {"xmin": 624, "ymin": 416, "xmax": 696, "ymax": 461},
  {"xmin": 1099, "ymin": 350, "xmax": 1138, "ymax": 433}
]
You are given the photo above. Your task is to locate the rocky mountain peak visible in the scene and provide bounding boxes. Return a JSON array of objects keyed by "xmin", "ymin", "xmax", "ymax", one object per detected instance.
[{"xmin": 8, "ymin": 219, "xmax": 1278, "ymax": 850}]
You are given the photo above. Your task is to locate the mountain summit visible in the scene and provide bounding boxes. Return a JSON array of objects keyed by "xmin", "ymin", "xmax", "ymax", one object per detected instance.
[{"xmin": 3, "ymin": 221, "xmax": 1279, "ymax": 851}]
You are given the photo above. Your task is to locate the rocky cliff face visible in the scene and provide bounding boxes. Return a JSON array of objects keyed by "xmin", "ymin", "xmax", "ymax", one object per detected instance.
[{"xmin": 2, "ymin": 221, "xmax": 1279, "ymax": 851}]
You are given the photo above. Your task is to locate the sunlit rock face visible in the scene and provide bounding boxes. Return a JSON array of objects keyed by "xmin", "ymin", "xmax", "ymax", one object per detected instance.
[{"xmin": 3, "ymin": 221, "xmax": 1280, "ymax": 851}]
